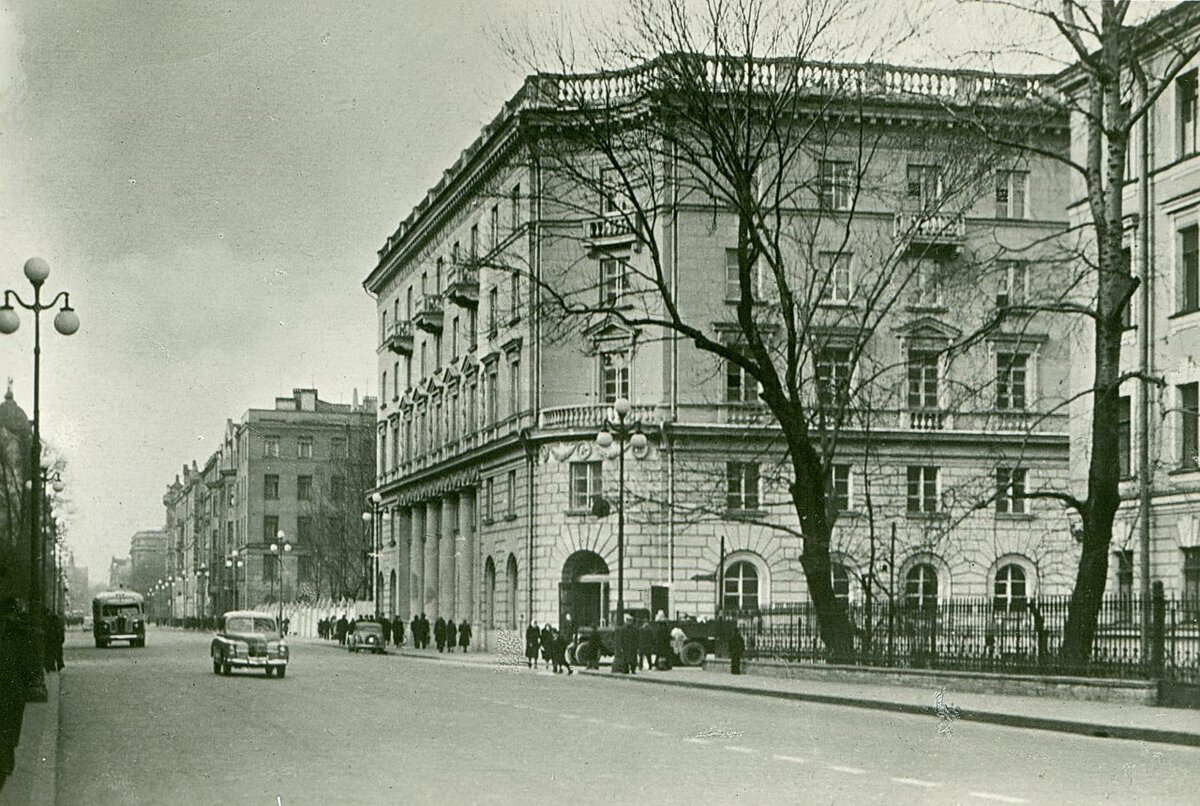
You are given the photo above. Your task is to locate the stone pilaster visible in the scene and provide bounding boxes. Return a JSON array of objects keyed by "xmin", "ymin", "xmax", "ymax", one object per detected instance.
[
  {"xmin": 440, "ymin": 495, "xmax": 457, "ymax": 622},
  {"xmin": 456, "ymin": 489, "xmax": 475, "ymax": 624},
  {"xmin": 424, "ymin": 499, "xmax": 441, "ymax": 617},
  {"xmin": 409, "ymin": 504, "xmax": 425, "ymax": 618},
  {"xmin": 396, "ymin": 507, "xmax": 411, "ymax": 620}
]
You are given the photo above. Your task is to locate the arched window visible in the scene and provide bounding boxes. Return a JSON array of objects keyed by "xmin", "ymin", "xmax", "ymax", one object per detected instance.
[
  {"xmin": 505, "ymin": 554, "xmax": 519, "ymax": 629},
  {"xmin": 904, "ymin": 563, "xmax": 938, "ymax": 612},
  {"xmin": 722, "ymin": 560, "xmax": 759, "ymax": 611},
  {"xmin": 484, "ymin": 557, "xmax": 497, "ymax": 629},
  {"xmin": 831, "ymin": 563, "xmax": 851, "ymax": 607},
  {"xmin": 993, "ymin": 564, "xmax": 1027, "ymax": 612},
  {"xmin": 389, "ymin": 569, "xmax": 397, "ymax": 617}
]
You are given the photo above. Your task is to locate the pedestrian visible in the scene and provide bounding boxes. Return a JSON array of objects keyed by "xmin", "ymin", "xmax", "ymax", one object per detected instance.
[
  {"xmin": 670, "ymin": 624, "xmax": 686, "ymax": 665},
  {"xmin": 419, "ymin": 614, "xmax": 431, "ymax": 649},
  {"xmin": 410, "ymin": 614, "xmax": 420, "ymax": 647},
  {"xmin": 336, "ymin": 614, "xmax": 348, "ymax": 646},
  {"xmin": 555, "ymin": 628, "xmax": 574, "ymax": 675},
  {"xmin": 381, "ymin": 617, "xmax": 392, "ymax": 646},
  {"xmin": 393, "ymin": 615, "xmax": 405, "ymax": 648},
  {"xmin": 638, "ymin": 619, "xmax": 656, "ymax": 671},
  {"xmin": 539, "ymin": 623, "xmax": 554, "ymax": 667},
  {"xmin": 525, "ymin": 621, "xmax": 540, "ymax": 668},
  {"xmin": 445, "ymin": 618, "xmax": 457, "ymax": 652},
  {"xmin": 458, "ymin": 620, "xmax": 471, "ymax": 652},
  {"xmin": 620, "ymin": 615, "xmax": 640, "ymax": 674},
  {"xmin": 434, "ymin": 616, "xmax": 447, "ymax": 652},
  {"xmin": 728, "ymin": 624, "xmax": 745, "ymax": 674},
  {"xmin": 282, "ymin": 617, "xmax": 290, "ymax": 636},
  {"xmin": 655, "ymin": 617, "xmax": 672, "ymax": 670},
  {"xmin": 0, "ymin": 597, "xmax": 30, "ymax": 791}
]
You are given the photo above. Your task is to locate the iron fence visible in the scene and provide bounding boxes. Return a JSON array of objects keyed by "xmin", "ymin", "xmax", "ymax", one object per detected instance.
[{"xmin": 724, "ymin": 591, "xmax": 1200, "ymax": 683}]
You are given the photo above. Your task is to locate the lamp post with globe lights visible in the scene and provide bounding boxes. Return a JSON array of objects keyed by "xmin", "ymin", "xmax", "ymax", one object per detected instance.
[
  {"xmin": 594, "ymin": 398, "xmax": 648, "ymax": 626},
  {"xmin": 362, "ymin": 492, "xmax": 391, "ymax": 616},
  {"xmin": 194, "ymin": 563, "xmax": 209, "ymax": 624},
  {"xmin": 225, "ymin": 550, "xmax": 244, "ymax": 611},
  {"xmin": 269, "ymin": 532, "xmax": 291, "ymax": 626},
  {"xmin": 0, "ymin": 257, "xmax": 79, "ymax": 701}
]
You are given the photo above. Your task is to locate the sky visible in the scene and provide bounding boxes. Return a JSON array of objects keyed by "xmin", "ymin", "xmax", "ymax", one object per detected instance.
[{"xmin": 0, "ymin": 0, "xmax": 1175, "ymax": 578}]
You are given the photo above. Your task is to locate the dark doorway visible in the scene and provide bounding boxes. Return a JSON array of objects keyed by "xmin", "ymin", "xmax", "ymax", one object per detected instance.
[{"xmin": 560, "ymin": 550, "xmax": 610, "ymax": 628}]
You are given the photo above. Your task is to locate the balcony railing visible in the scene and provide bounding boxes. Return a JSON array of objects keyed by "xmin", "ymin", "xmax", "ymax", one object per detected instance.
[
  {"xmin": 894, "ymin": 213, "xmax": 966, "ymax": 252},
  {"xmin": 903, "ymin": 408, "xmax": 950, "ymax": 430},
  {"xmin": 538, "ymin": 403, "xmax": 663, "ymax": 430},
  {"xmin": 585, "ymin": 216, "xmax": 636, "ymax": 246},
  {"xmin": 412, "ymin": 294, "xmax": 444, "ymax": 333},
  {"xmin": 385, "ymin": 321, "xmax": 413, "ymax": 355},
  {"xmin": 445, "ymin": 264, "xmax": 480, "ymax": 307}
]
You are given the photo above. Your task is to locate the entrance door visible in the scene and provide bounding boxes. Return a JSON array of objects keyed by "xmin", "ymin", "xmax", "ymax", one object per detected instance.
[{"xmin": 560, "ymin": 550, "xmax": 611, "ymax": 627}]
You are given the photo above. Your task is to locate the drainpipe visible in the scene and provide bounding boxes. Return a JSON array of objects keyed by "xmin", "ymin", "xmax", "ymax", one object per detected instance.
[
  {"xmin": 529, "ymin": 149, "xmax": 542, "ymax": 626},
  {"xmin": 668, "ymin": 141, "xmax": 680, "ymax": 604},
  {"xmin": 1136, "ymin": 72, "xmax": 1153, "ymax": 656}
]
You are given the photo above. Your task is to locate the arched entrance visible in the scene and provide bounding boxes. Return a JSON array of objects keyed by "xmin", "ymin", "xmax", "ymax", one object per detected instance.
[
  {"xmin": 484, "ymin": 557, "xmax": 497, "ymax": 629},
  {"xmin": 560, "ymin": 550, "xmax": 610, "ymax": 628},
  {"xmin": 505, "ymin": 554, "xmax": 519, "ymax": 629},
  {"xmin": 389, "ymin": 570, "xmax": 397, "ymax": 616}
]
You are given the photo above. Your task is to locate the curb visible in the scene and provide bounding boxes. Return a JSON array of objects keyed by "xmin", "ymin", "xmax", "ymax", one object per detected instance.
[{"xmin": 578, "ymin": 669, "xmax": 1200, "ymax": 749}]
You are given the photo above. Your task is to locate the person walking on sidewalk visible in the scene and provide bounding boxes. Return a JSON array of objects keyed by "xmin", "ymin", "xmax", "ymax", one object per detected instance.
[
  {"xmin": 728, "ymin": 625, "xmax": 745, "ymax": 675},
  {"xmin": 445, "ymin": 619, "xmax": 457, "ymax": 653},
  {"xmin": 555, "ymin": 628, "xmax": 573, "ymax": 675},
  {"xmin": 434, "ymin": 617, "xmax": 447, "ymax": 652},
  {"xmin": 539, "ymin": 623, "xmax": 554, "ymax": 668},
  {"xmin": 410, "ymin": 614, "xmax": 420, "ymax": 648},
  {"xmin": 638, "ymin": 619, "xmax": 656, "ymax": 671},
  {"xmin": 525, "ymin": 621, "xmax": 540, "ymax": 668},
  {"xmin": 458, "ymin": 620, "xmax": 471, "ymax": 652},
  {"xmin": 336, "ymin": 614, "xmax": 348, "ymax": 646},
  {"xmin": 393, "ymin": 615, "xmax": 405, "ymax": 648}
]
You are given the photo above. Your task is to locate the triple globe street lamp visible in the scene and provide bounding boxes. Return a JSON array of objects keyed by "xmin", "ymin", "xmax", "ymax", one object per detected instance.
[
  {"xmin": 269, "ymin": 531, "xmax": 291, "ymax": 626},
  {"xmin": 225, "ymin": 550, "xmax": 245, "ymax": 611},
  {"xmin": 362, "ymin": 493, "xmax": 392, "ymax": 617},
  {"xmin": 594, "ymin": 398, "xmax": 648, "ymax": 626},
  {"xmin": 0, "ymin": 257, "xmax": 79, "ymax": 701}
]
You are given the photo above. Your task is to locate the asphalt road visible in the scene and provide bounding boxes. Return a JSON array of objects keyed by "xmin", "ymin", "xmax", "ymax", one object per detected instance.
[{"xmin": 55, "ymin": 628, "xmax": 1200, "ymax": 805}]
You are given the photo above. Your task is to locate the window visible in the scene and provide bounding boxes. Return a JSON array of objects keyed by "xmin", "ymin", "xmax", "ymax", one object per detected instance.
[
  {"xmin": 600, "ymin": 353, "xmax": 630, "ymax": 403},
  {"xmin": 466, "ymin": 382, "xmax": 477, "ymax": 432},
  {"xmin": 600, "ymin": 258, "xmax": 627, "ymax": 305},
  {"xmin": 509, "ymin": 357, "xmax": 521, "ymax": 416},
  {"xmin": 380, "ymin": 309, "xmax": 389, "ymax": 344},
  {"xmin": 821, "ymin": 251, "xmax": 852, "ymax": 302},
  {"xmin": 908, "ymin": 260, "xmax": 943, "ymax": 307},
  {"xmin": 831, "ymin": 464, "xmax": 853, "ymax": 513},
  {"xmin": 469, "ymin": 224, "xmax": 478, "ymax": 260},
  {"xmin": 1115, "ymin": 549, "xmax": 1134, "ymax": 600},
  {"xmin": 298, "ymin": 555, "xmax": 314, "ymax": 584},
  {"xmin": 816, "ymin": 347, "xmax": 852, "ymax": 408},
  {"xmin": 599, "ymin": 166, "xmax": 624, "ymax": 215},
  {"xmin": 331, "ymin": 475, "xmax": 346, "ymax": 504},
  {"xmin": 1181, "ymin": 225, "xmax": 1199, "ymax": 313},
  {"xmin": 393, "ymin": 361, "xmax": 400, "ymax": 399},
  {"xmin": 993, "ymin": 564, "xmax": 1027, "ymax": 611},
  {"xmin": 490, "ymin": 205, "xmax": 499, "ymax": 250},
  {"xmin": 1183, "ymin": 547, "xmax": 1200, "ymax": 615},
  {"xmin": 725, "ymin": 248, "xmax": 744, "ymax": 301},
  {"xmin": 995, "ymin": 170, "xmax": 1028, "ymax": 219},
  {"xmin": 818, "ymin": 160, "xmax": 853, "ymax": 211},
  {"xmin": 1179, "ymin": 70, "xmax": 1198, "ymax": 158},
  {"xmin": 726, "ymin": 462, "xmax": 760, "ymax": 511},
  {"xmin": 382, "ymin": 370, "xmax": 388, "ymax": 403},
  {"xmin": 724, "ymin": 352, "xmax": 755, "ymax": 404},
  {"xmin": 486, "ymin": 364, "xmax": 499, "ymax": 425},
  {"xmin": 488, "ymin": 287, "xmax": 499, "ymax": 334},
  {"xmin": 263, "ymin": 436, "xmax": 280, "ymax": 458},
  {"xmin": 995, "ymin": 467, "xmax": 1027, "ymax": 514},
  {"xmin": 996, "ymin": 261, "xmax": 1028, "ymax": 308},
  {"xmin": 831, "ymin": 563, "xmax": 851, "ymax": 607},
  {"xmin": 906, "ymin": 466, "xmax": 939, "ymax": 514},
  {"xmin": 510, "ymin": 184, "xmax": 521, "ymax": 231},
  {"xmin": 507, "ymin": 469, "xmax": 517, "ymax": 517},
  {"xmin": 1180, "ymin": 382, "xmax": 1199, "ymax": 469},
  {"xmin": 297, "ymin": 437, "xmax": 313, "ymax": 459},
  {"xmin": 906, "ymin": 350, "xmax": 939, "ymax": 410},
  {"xmin": 570, "ymin": 462, "xmax": 603, "ymax": 510},
  {"xmin": 904, "ymin": 564, "xmax": 938, "ymax": 611},
  {"xmin": 262, "ymin": 554, "xmax": 277, "ymax": 584},
  {"xmin": 1118, "ymin": 396, "xmax": 1132, "ymax": 478},
  {"xmin": 484, "ymin": 477, "xmax": 495, "ymax": 522},
  {"xmin": 297, "ymin": 475, "xmax": 312, "ymax": 501},
  {"xmin": 263, "ymin": 515, "xmax": 279, "ymax": 543},
  {"xmin": 263, "ymin": 475, "xmax": 279, "ymax": 501},
  {"xmin": 296, "ymin": 516, "xmax": 312, "ymax": 543},
  {"xmin": 995, "ymin": 353, "xmax": 1028, "ymax": 410},
  {"xmin": 406, "ymin": 286, "xmax": 413, "ymax": 319},
  {"xmin": 450, "ymin": 316, "xmax": 459, "ymax": 357},
  {"xmin": 906, "ymin": 164, "xmax": 942, "ymax": 210},
  {"xmin": 467, "ymin": 308, "xmax": 478, "ymax": 348},
  {"xmin": 509, "ymin": 271, "xmax": 521, "ymax": 321},
  {"xmin": 722, "ymin": 560, "xmax": 759, "ymax": 611}
]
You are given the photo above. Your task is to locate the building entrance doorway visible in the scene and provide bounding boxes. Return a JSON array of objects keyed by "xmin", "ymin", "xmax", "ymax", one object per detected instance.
[{"xmin": 560, "ymin": 550, "xmax": 610, "ymax": 628}]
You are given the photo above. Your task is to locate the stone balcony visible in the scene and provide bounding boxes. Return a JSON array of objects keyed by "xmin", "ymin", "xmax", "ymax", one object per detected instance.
[
  {"xmin": 584, "ymin": 216, "xmax": 637, "ymax": 250},
  {"xmin": 412, "ymin": 294, "xmax": 444, "ymax": 333},
  {"xmin": 893, "ymin": 213, "xmax": 966, "ymax": 255},
  {"xmin": 385, "ymin": 320, "xmax": 413, "ymax": 355},
  {"xmin": 445, "ymin": 264, "xmax": 480, "ymax": 308}
]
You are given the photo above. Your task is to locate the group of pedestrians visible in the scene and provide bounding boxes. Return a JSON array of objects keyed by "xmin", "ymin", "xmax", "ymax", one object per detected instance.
[
  {"xmin": 524, "ymin": 616, "xmax": 575, "ymax": 674},
  {"xmin": 316, "ymin": 612, "xmax": 472, "ymax": 652}
]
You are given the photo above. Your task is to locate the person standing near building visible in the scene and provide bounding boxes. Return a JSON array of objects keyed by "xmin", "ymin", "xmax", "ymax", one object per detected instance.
[
  {"xmin": 728, "ymin": 625, "xmax": 745, "ymax": 674},
  {"xmin": 638, "ymin": 619, "xmax": 656, "ymax": 671},
  {"xmin": 458, "ymin": 620, "xmax": 471, "ymax": 652},
  {"xmin": 434, "ymin": 616, "xmax": 447, "ymax": 652},
  {"xmin": 525, "ymin": 621, "xmax": 540, "ymax": 668},
  {"xmin": 539, "ymin": 623, "xmax": 554, "ymax": 668},
  {"xmin": 336, "ymin": 614, "xmax": 348, "ymax": 646},
  {"xmin": 621, "ymin": 616, "xmax": 640, "ymax": 674},
  {"xmin": 393, "ymin": 615, "xmax": 405, "ymax": 648}
]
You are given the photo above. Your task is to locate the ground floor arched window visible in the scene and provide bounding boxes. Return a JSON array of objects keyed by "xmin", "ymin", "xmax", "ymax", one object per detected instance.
[
  {"xmin": 722, "ymin": 560, "xmax": 759, "ymax": 611},
  {"xmin": 505, "ymin": 554, "xmax": 519, "ymax": 629},
  {"xmin": 992, "ymin": 563, "xmax": 1027, "ymax": 612},
  {"xmin": 904, "ymin": 563, "xmax": 938, "ymax": 612}
]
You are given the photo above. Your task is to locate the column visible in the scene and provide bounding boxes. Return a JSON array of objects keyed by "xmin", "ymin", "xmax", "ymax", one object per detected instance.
[
  {"xmin": 424, "ymin": 499, "xmax": 441, "ymax": 617},
  {"xmin": 440, "ymin": 495, "xmax": 458, "ymax": 622},
  {"xmin": 456, "ymin": 489, "xmax": 475, "ymax": 624},
  {"xmin": 396, "ymin": 507, "xmax": 412, "ymax": 620},
  {"xmin": 409, "ymin": 504, "xmax": 425, "ymax": 617}
]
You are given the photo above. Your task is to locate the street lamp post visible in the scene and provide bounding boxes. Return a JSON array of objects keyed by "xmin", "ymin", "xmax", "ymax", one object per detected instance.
[
  {"xmin": 362, "ymin": 492, "xmax": 386, "ymax": 616},
  {"xmin": 594, "ymin": 398, "xmax": 648, "ymax": 627},
  {"xmin": 195, "ymin": 564, "xmax": 209, "ymax": 624},
  {"xmin": 167, "ymin": 575, "xmax": 177, "ymax": 624},
  {"xmin": 225, "ymin": 550, "xmax": 244, "ymax": 611},
  {"xmin": 0, "ymin": 257, "xmax": 79, "ymax": 701},
  {"xmin": 269, "ymin": 531, "xmax": 291, "ymax": 626}
]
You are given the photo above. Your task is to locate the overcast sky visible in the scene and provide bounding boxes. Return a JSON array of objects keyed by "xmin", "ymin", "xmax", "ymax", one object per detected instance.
[{"xmin": 0, "ymin": 1, "xmax": 1174, "ymax": 580}]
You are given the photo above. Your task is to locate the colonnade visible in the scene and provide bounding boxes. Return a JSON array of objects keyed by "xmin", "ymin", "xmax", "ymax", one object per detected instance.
[{"xmin": 388, "ymin": 488, "xmax": 476, "ymax": 624}]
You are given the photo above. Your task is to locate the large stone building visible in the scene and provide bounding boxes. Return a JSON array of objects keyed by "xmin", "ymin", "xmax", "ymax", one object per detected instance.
[
  {"xmin": 163, "ymin": 388, "xmax": 376, "ymax": 618},
  {"xmin": 1066, "ymin": 3, "xmax": 1200, "ymax": 606},
  {"xmin": 128, "ymin": 529, "xmax": 168, "ymax": 602},
  {"xmin": 366, "ymin": 56, "xmax": 1078, "ymax": 646}
]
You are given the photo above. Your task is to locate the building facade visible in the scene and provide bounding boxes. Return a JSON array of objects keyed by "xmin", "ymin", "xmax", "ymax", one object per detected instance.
[
  {"xmin": 129, "ymin": 529, "xmax": 168, "ymax": 605},
  {"xmin": 1066, "ymin": 3, "xmax": 1200, "ymax": 605},
  {"xmin": 163, "ymin": 388, "xmax": 376, "ymax": 619},
  {"xmin": 366, "ymin": 57, "xmax": 1078, "ymax": 646}
]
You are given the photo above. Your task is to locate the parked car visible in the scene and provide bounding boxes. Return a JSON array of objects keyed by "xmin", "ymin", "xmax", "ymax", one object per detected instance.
[
  {"xmin": 211, "ymin": 610, "xmax": 289, "ymax": 677},
  {"xmin": 348, "ymin": 621, "xmax": 386, "ymax": 654}
]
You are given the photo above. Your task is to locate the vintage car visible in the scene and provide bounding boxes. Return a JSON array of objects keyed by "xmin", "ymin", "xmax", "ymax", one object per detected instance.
[
  {"xmin": 347, "ymin": 621, "xmax": 386, "ymax": 654},
  {"xmin": 211, "ymin": 610, "xmax": 289, "ymax": 677}
]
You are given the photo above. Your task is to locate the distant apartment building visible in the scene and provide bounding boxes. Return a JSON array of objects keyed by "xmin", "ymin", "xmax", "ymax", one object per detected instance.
[
  {"xmin": 108, "ymin": 556, "xmax": 132, "ymax": 591},
  {"xmin": 129, "ymin": 529, "xmax": 168, "ymax": 595},
  {"xmin": 1066, "ymin": 3, "xmax": 1200, "ymax": 605},
  {"xmin": 163, "ymin": 388, "xmax": 376, "ymax": 618},
  {"xmin": 366, "ymin": 55, "xmax": 1078, "ymax": 643}
]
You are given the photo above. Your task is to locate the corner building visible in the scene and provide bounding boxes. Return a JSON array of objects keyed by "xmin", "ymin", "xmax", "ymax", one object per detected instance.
[{"xmin": 366, "ymin": 57, "xmax": 1077, "ymax": 647}]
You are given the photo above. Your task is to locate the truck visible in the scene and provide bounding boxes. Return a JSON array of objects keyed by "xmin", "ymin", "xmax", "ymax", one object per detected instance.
[{"xmin": 569, "ymin": 613, "xmax": 732, "ymax": 668}]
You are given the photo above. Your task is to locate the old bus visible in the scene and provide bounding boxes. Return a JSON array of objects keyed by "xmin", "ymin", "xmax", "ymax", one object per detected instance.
[{"xmin": 92, "ymin": 590, "xmax": 146, "ymax": 648}]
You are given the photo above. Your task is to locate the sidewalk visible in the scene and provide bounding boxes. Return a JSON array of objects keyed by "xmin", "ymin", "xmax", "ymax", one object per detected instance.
[
  {"xmin": 313, "ymin": 639, "xmax": 1200, "ymax": 748},
  {"xmin": 0, "ymin": 673, "xmax": 60, "ymax": 806}
]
